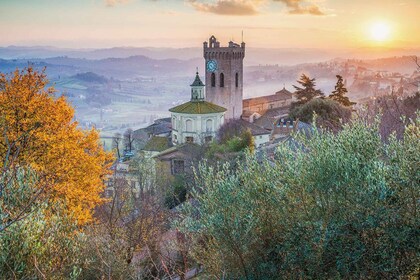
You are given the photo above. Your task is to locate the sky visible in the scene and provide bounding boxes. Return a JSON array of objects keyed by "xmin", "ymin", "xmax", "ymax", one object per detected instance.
[{"xmin": 0, "ymin": 0, "xmax": 419, "ymax": 49}]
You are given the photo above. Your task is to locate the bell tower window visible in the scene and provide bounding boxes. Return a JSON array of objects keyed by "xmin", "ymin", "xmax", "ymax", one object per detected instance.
[
  {"xmin": 220, "ymin": 73, "xmax": 224, "ymax": 88},
  {"xmin": 211, "ymin": 73, "xmax": 216, "ymax": 87},
  {"xmin": 235, "ymin": 73, "xmax": 239, "ymax": 88}
]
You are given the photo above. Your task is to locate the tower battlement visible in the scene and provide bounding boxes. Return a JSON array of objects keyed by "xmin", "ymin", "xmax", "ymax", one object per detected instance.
[
  {"xmin": 203, "ymin": 35, "xmax": 245, "ymax": 120},
  {"xmin": 203, "ymin": 36, "xmax": 245, "ymax": 60}
]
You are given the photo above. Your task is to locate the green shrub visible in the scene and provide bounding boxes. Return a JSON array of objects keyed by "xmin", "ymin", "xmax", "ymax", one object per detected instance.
[{"xmin": 176, "ymin": 117, "xmax": 420, "ymax": 279}]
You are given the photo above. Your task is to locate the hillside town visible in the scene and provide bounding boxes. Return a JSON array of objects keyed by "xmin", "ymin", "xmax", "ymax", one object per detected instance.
[
  {"xmin": 1, "ymin": 0, "xmax": 419, "ymax": 278},
  {"xmin": 108, "ymin": 36, "xmax": 419, "ymax": 200}
]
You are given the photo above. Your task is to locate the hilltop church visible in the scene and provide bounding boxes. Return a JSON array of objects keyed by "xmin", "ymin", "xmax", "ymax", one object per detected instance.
[{"xmin": 167, "ymin": 35, "xmax": 293, "ymax": 146}]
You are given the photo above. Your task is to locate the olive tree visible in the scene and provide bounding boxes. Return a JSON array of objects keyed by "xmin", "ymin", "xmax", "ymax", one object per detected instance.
[{"xmin": 176, "ymin": 117, "xmax": 420, "ymax": 279}]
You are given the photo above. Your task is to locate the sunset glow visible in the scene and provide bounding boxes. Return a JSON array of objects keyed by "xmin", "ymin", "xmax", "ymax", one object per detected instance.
[
  {"xmin": 0, "ymin": 0, "xmax": 418, "ymax": 49},
  {"xmin": 370, "ymin": 22, "xmax": 391, "ymax": 42}
]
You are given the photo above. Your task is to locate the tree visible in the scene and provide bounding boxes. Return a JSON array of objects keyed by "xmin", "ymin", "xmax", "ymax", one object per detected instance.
[
  {"xmin": 290, "ymin": 98, "xmax": 352, "ymax": 132},
  {"xmin": 0, "ymin": 68, "xmax": 113, "ymax": 224},
  {"xmin": 177, "ymin": 118, "xmax": 419, "ymax": 279},
  {"xmin": 359, "ymin": 92, "xmax": 419, "ymax": 140},
  {"xmin": 0, "ymin": 201, "xmax": 89, "ymax": 279},
  {"xmin": 123, "ymin": 128, "xmax": 135, "ymax": 152},
  {"xmin": 292, "ymin": 74, "xmax": 323, "ymax": 107},
  {"xmin": 0, "ymin": 116, "xmax": 48, "ymax": 233},
  {"xmin": 329, "ymin": 75, "xmax": 355, "ymax": 107},
  {"xmin": 112, "ymin": 132, "xmax": 122, "ymax": 159}
]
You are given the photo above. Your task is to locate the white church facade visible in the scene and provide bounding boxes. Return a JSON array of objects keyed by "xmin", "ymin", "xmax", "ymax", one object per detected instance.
[{"xmin": 169, "ymin": 72, "xmax": 226, "ymax": 145}]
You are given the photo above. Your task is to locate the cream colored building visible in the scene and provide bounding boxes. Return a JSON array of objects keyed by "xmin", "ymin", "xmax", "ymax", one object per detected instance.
[{"xmin": 169, "ymin": 72, "xmax": 226, "ymax": 145}]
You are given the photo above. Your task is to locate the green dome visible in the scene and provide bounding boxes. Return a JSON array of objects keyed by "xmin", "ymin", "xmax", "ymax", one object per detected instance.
[{"xmin": 169, "ymin": 101, "xmax": 226, "ymax": 114}]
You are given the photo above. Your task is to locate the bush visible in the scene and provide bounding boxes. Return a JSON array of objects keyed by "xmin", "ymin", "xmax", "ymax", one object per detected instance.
[
  {"xmin": 290, "ymin": 98, "xmax": 351, "ymax": 131},
  {"xmin": 176, "ymin": 118, "xmax": 420, "ymax": 279},
  {"xmin": 165, "ymin": 175, "xmax": 188, "ymax": 209}
]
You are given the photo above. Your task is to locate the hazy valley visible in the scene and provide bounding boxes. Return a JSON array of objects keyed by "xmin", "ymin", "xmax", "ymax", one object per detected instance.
[{"xmin": 1, "ymin": 46, "xmax": 418, "ymax": 142}]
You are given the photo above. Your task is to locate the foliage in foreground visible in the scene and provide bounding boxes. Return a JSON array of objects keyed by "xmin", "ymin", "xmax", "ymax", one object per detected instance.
[
  {"xmin": 177, "ymin": 118, "xmax": 420, "ymax": 279},
  {"xmin": 0, "ymin": 200, "xmax": 87, "ymax": 279},
  {"xmin": 0, "ymin": 67, "xmax": 114, "ymax": 224}
]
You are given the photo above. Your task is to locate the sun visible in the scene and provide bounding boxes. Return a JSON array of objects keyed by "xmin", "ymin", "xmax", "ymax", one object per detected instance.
[{"xmin": 370, "ymin": 22, "xmax": 391, "ymax": 42}]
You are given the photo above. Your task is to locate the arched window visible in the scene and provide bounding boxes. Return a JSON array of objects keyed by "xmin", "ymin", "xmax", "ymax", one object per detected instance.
[
  {"xmin": 172, "ymin": 117, "xmax": 176, "ymax": 130},
  {"xmin": 235, "ymin": 73, "xmax": 239, "ymax": 88},
  {"xmin": 206, "ymin": 119, "xmax": 213, "ymax": 132},
  {"xmin": 186, "ymin": 119, "xmax": 193, "ymax": 132},
  {"xmin": 211, "ymin": 73, "xmax": 216, "ymax": 87},
  {"xmin": 220, "ymin": 73, "xmax": 224, "ymax": 88}
]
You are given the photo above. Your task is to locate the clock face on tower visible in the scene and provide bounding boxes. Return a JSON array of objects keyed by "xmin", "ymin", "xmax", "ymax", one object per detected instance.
[{"xmin": 206, "ymin": 60, "xmax": 218, "ymax": 72}]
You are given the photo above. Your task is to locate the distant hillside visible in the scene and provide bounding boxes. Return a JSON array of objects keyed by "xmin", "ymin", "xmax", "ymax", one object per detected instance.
[
  {"xmin": 72, "ymin": 72, "xmax": 108, "ymax": 84},
  {"xmin": 0, "ymin": 55, "xmax": 203, "ymax": 79},
  {"xmin": 1, "ymin": 45, "xmax": 419, "ymax": 67}
]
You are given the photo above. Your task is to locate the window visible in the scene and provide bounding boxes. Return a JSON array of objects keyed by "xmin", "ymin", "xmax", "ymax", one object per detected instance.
[
  {"xmin": 235, "ymin": 73, "xmax": 239, "ymax": 88},
  {"xmin": 205, "ymin": 136, "xmax": 213, "ymax": 143},
  {"xmin": 220, "ymin": 73, "xmax": 224, "ymax": 87},
  {"xmin": 206, "ymin": 119, "xmax": 213, "ymax": 132},
  {"xmin": 186, "ymin": 119, "xmax": 193, "ymax": 132},
  {"xmin": 172, "ymin": 159, "xmax": 185, "ymax": 175},
  {"xmin": 185, "ymin": 136, "xmax": 194, "ymax": 143},
  {"xmin": 211, "ymin": 73, "xmax": 216, "ymax": 87},
  {"xmin": 172, "ymin": 117, "xmax": 176, "ymax": 130}
]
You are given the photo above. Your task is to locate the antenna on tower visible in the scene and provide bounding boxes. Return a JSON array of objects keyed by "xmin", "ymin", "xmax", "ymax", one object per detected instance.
[{"xmin": 242, "ymin": 30, "xmax": 244, "ymax": 42}]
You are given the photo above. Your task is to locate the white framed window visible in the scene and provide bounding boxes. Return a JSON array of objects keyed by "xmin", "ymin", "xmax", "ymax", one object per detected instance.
[
  {"xmin": 206, "ymin": 119, "xmax": 213, "ymax": 132},
  {"xmin": 186, "ymin": 119, "xmax": 193, "ymax": 132}
]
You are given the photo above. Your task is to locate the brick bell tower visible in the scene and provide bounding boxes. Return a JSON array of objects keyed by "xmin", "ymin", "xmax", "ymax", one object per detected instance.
[{"xmin": 203, "ymin": 35, "xmax": 245, "ymax": 120}]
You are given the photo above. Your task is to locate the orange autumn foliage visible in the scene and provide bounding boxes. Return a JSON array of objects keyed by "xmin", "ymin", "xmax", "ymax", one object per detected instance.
[{"xmin": 0, "ymin": 68, "xmax": 114, "ymax": 224}]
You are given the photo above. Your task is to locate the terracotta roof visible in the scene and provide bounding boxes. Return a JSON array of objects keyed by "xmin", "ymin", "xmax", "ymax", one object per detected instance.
[
  {"xmin": 238, "ymin": 119, "xmax": 271, "ymax": 136},
  {"xmin": 169, "ymin": 101, "xmax": 226, "ymax": 114},
  {"xmin": 243, "ymin": 88, "xmax": 292, "ymax": 107},
  {"xmin": 275, "ymin": 88, "xmax": 292, "ymax": 96},
  {"xmin": 253, "ymin": 107, "xmax": 290, "ymax": 130},
  {"xmin": 153, "ymin": 143, "xmax": 203, "ymax": 159}
]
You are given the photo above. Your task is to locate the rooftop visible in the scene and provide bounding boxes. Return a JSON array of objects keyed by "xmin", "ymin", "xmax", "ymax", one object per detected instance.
[
  {"xmin": 153, "ymin": 143, "xmax": 204, "ymax": 159},
  {"xmin": 238, "ymin": 119, "xmax": 271, "ymax": 136},
  {"xmin": 190, "ymin": 72, "xmax": 205, "ymax": 87},
  {"xmin": 169, "ymin": 101, "xmax": 227, "ymax": 114},
  {"xmin": 143, "ymin": 136, "xmax": 172, "ymax": 152},
  {"xmin": 243, "ymin": 87, "xmax": 293, "ymax": 107},
  {"xmin": 253, "ymin": 107, "xmax": 290, "ymax": 130},
  {"xmin": 133, "ymin": 118, "xmax": 172, "ymax": 138}
]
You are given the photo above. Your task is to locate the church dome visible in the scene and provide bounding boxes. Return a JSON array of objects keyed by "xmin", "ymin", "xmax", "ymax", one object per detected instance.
[{"xmin": 169, "ymin": 101, "xmax": 226, "ymax": 114}]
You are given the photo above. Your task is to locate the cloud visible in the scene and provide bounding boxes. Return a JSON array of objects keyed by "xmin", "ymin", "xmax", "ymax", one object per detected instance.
[
  {"xmin": 187, "ymin": 0, "xmax": 262, "ymax": 16},
  {"xmin": 105, "ymin": 0, "xmax": 130, "ymax": 7},
  {"xmin": 274, "ymin": 0, "xmax": 325, "ymax": 15},
  {"xmin": 186, "ymin": 0, "xmax": 325, "ymax": 16}
]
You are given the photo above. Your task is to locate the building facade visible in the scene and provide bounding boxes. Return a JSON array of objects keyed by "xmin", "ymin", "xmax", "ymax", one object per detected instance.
[
  {"xmin": 204, "ymin": 35, "xmax": 245, "ymax": 120},
  {"xmin": 169, "ymin": 72, "xmax": 226, "ymax": 145},
  {"xmin": 242, "ymin": 87, "xmax": 293, "ymax": 114}
]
